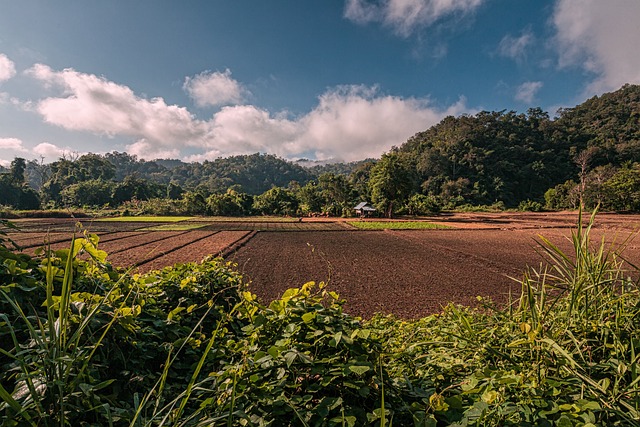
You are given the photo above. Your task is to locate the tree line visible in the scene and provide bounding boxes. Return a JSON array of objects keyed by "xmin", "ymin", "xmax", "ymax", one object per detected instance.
[{"xmin": 1, "ymin": 84, "xmax": 639, "ymax": 216}]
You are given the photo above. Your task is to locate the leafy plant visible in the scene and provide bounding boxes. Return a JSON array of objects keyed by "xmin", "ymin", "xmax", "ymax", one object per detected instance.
[{"xmin": 1, "ymin": 210, "xmax": 639, "ymax": 426}]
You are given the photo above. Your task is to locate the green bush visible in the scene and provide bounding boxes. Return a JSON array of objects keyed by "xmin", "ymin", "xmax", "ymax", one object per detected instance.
[
  {"xmin": 517, "ymin": 199, "xmax": 544, "ymax": 212},
  {"xmin": 1, "ymin": 212, "xmax": 639, "ymax": 426},
  {"xmin": 406, "ymin": 194, "xmax": 441, "ymax": 215}
]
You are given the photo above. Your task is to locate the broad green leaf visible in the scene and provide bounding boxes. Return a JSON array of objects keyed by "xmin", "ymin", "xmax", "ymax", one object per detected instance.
[
  {"xmin": 284, "ymin": 351, "xmax": 297, "ymax": 368},
  {"xmin": 301, "ymin": 312, "xmax": 316, "ymax": 323},
  {"xmin": 348, "ymin": 365, "xmax": 371, "ymax": 375}
]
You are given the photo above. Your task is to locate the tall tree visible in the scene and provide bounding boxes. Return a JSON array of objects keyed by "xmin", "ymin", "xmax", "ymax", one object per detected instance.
[
  {"xmin": 9, "ymin": 158, "xmax": 26, "ymax": 185},
  {"xmin": 318, "ymin": 173, "xmax": 354, "ymax": 216},
  {"xmin": 368, "ymin": 152, "xmax": 417, "ymax": 218}
]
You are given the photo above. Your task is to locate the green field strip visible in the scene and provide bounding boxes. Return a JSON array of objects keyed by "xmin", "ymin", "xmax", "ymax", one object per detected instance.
[
  {"xmin": 348, "ymin": 221, "xmax": 453, "ymax": 230},
  {"xmin": 95, "ymin": 216, "xmax": 194, "ymax": 222},
  {"xmin": 138, "ymin": 223, "xmax": 208, "ymax": 231},
  {"xmin": 187, "ymin": 216, "xmax": 308, "ymax": 223}
]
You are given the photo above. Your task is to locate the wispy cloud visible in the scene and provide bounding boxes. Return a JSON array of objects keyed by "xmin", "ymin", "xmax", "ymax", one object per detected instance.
[
  {"xmin": 344, "ymin": 0, "xmax": 485, "ymax": 37},
  {"xmin": 0, "ymin": 137, "xmax": 28, "ymax": 167},
  {"xmin": 497, "ymin": 28, "xmax": 534, "ymax": 62},
  {"xmin": 24, "ymin": 64, "xmax": 471, "ymax": 162},
  {"xmin": 515, "ymin": 81, "xmax": 543, "ymax": 104},
  {"xmin": 183, "ymin": 69, "xmax": 248, "ymax": 108},
  {"xmin": 0, "ymin": 137, "xmax": 27, "ymax": 152},
  {"xmin": 552, "ymin": 0, "xmax": 640, "ymax": 95},
  {"xmin": 0, "ymin": 54, "xmax": 16, "ymax": 83}
]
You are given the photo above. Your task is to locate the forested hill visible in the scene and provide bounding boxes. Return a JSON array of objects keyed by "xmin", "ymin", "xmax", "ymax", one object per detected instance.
[
  {"xmin": 396, "ymin": 84, "xmax": 640, "ymax": 207},
  {"xmin": 3, "ymin": 84, "xmax": 639, "ymax": 213},
  {"xmin": 165, "ymin": 153, "xmax": 313, "ymax": 195},
  {"xmin": 553, "ymin": 84, "xmax": 640, "ymax": 166}
]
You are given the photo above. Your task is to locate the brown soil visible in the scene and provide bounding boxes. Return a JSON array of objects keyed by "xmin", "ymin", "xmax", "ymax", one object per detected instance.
[
  {"xmin": 7, "ymin": 212, "xmax": 640, "ymax": 320},
  {"xmin": 99, "ymin": 231, "xmax": 186, "ymax": 254},
  {"xmin": 8, "ymin": 232, "xmax": 75, "ymax": 248},
  {"xmin": 17, "ymin": 231, "xmax": 150, "ymax": 255},
  {"xmin": 136, "ymin": 231, "xmax": 251, "ymax": 273},
  {"xmin": 106, "ymin": 230, "xmax": 216, "ymax": 268},
  {"xmin": 230, "ymin": 214, "xmax": 640, "ymax": 319}
]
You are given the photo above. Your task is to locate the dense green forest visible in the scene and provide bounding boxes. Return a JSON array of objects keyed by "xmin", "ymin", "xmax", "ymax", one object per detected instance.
[{"xmin": 1, "ymin": 84, "xmax": 639, "ymax": 216}]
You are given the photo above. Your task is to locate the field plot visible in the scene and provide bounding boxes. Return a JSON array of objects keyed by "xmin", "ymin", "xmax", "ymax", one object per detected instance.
[
  {"xmin": 135, "ymin": 230, "xmax": 251, "ymax": 272},
  {"xmin": 231, "ymin": 213, "xmax": 640, "ymax": 319},
  {"xmin": 103, "ymin": 230, "xmax": 208, "ymax": 269},
  {"xmin": 8, "ymin": 218, "xmax": 81, "ymax": 232},
  {"xmin": 424, "ymin": 211, "xmax": 640, "ymax": 231},
  {"xmin": 18, "ymin": 231, "xmax": 148, "ymax": 255},
  {"xmin": 196, "ymin": 220, "xmax": 352, "ymax": 232},
  {"xmin": 6, "ymin": 212, "xmax": 640, "ymax": 319},
  {"xmin": 8, "ymin": 232, "xmax": 77, "ymax": 248},
  {"xmin": 230, "ymin": 229, "xmax": 542, "ymax": 319}
]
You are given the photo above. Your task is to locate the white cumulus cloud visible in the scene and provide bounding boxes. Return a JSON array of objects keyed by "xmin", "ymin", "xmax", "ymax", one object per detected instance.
[
  {"xmin": 26, "ymin": 64, "xmax": 209, "ymax": 148},
  {"xmin": 553, "ymin": 0, "xmax": 640, "ymax": 94},
  {"xmin": 33, "ymin": 142, "xmax": 79, "ymax": 160},
  {"xmin": 25, "ymin": 64, "xmax": 470, "ymax": 162},
  {"xmin": 192, "ymin": 86, "xmax": 469, "ymax": 162},
  {"xmin": 344, "ymin": 0, "xmax": 485, "ymax": 36},
  {"xmin": 0, "ymin": 137, "xmax": 27, "ymax": 152},
  {"xmin": 0, "ymin": 137, "xmax": 28, "ymax": 167},
  {"xmin": 297, "ymin": 85, "xmax": 468, "ymax": 160},
  {"xmin": 515, "ymin": 81, "xmax": 543, "ymax": 104},
  {"xmin": 0, "ymin": 54, "xmax": 16, "ymax": 83},
  {"xmin": 126, "ymin": 140, "xmax": 181, "ymax": 160},
  {"xmin": 183, "ymin": 69, "xmax": 248, "ymax": 108}
]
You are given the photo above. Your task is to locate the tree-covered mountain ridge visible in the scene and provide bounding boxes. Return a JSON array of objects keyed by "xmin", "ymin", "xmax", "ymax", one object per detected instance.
[
  {"xmin": 1, "ymin": 84, "xmax": 639, "ymax": 214},
  {"xmin": 395, "ymin": 83, "xmax": 640, "ymax": 208}
]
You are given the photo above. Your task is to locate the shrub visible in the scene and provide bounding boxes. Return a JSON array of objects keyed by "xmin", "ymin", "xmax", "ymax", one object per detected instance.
[
  {"xmin": 406, "ymin": 194, "xmax": 441, "ymax": 215},
  {"xmin": 518, "ymin": 199, "xmax": 544, "ymax": 212},
  {"xmin": 1, "ymin": 211, "xmax": 639, "ymax": 426}
]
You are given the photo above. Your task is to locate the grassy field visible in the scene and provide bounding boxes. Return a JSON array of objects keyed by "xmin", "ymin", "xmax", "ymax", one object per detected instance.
[
  {"xmin": 348, "ymin": 220, "xmax": 451, "ymax": 230},
  {"xmin": 192, "ymin": 216, "xmax": 311, "ymax": 222},
  {"xmin": 138, "ymin": 223, "xmax": 208, "ymax": 231},
  {"xmin": 95, "ymin": 216, "xmax": 194, "ymax": 222}
]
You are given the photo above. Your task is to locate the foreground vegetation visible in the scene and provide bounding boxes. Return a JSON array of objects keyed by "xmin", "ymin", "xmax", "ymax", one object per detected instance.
[{"xmin": 1, "ymin": 212, "xmax": 639, "ymax": 426}]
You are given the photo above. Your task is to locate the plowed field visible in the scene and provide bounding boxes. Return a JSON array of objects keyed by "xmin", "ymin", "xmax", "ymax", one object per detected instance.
[{"xmin": 7, "ymin": 212, "xmax": 640, "ymax": 318}]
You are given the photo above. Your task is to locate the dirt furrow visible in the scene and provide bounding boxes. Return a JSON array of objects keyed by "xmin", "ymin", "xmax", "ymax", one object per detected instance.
[
  {"xmin": 106, "ymin": 230, "xmax": 216, "ymax": 269},
  {"xmin": 136, "ymin": 231, "xmax": 250, "ymax": 273},
  {"xmin": 100, "ymin": 231, "xmax": 189, "ymax": 254}
]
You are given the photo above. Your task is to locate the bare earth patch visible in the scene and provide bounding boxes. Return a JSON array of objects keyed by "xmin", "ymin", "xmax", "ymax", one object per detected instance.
[
  {"xmin": 230, "ymin": 212, "xmax": 640, "ymax": 319},
  {"xmin": 137, "ymin": 231, "xmax": 251, "ymax": 273},
  {"xmin": 7, "ymin": 212, "xmax": 640, "ymax": 319}
]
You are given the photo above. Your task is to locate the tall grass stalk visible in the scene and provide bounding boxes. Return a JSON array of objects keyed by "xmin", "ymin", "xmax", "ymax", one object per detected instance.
[
  {"xmin": 128, "ymin": 297, "xmax": 242, "ymax": 427},
  {"xmin": 0, "ymin": 234, "xmax": 135, "ymax": 426},
  {"xmin": 518, "ymin": 209, "xmax": 640, "ymax": 424}
]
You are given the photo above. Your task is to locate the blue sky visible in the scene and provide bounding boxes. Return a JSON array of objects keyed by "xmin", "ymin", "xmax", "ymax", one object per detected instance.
[{"xmin": 1, "ymin": 0, "xmax": 639, "ymax": 166}]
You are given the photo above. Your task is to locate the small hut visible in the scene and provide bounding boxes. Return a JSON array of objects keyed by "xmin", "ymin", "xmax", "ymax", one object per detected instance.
[{"xmin": 354, "ymin": 202, "xmax": 376, "ymax": 218}]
